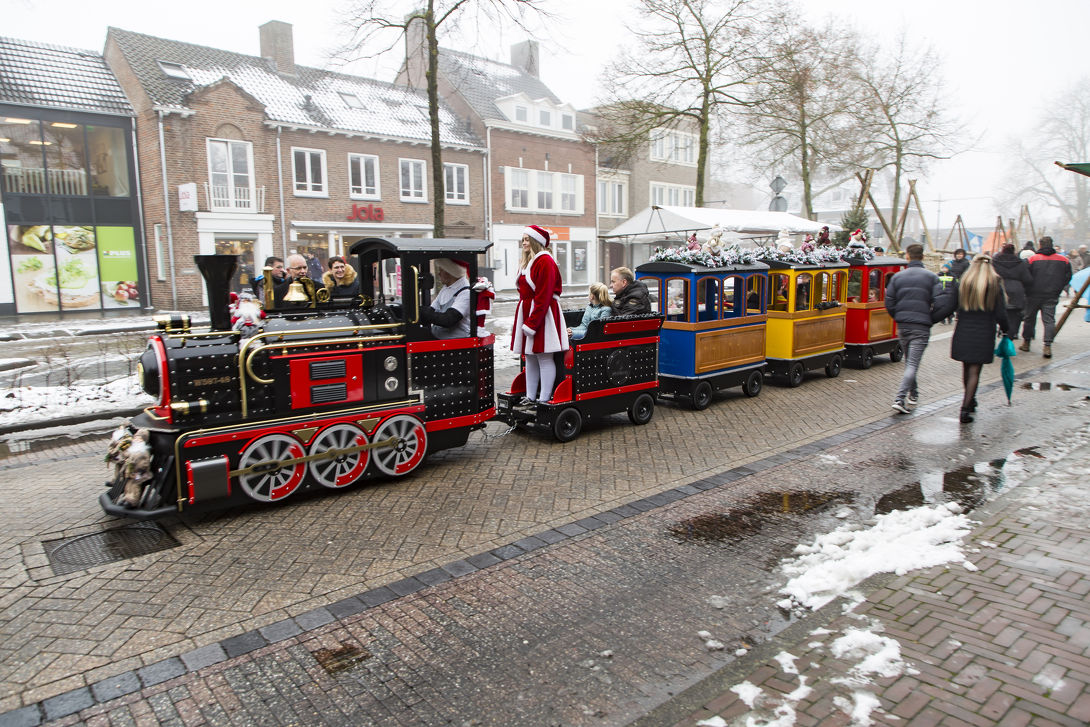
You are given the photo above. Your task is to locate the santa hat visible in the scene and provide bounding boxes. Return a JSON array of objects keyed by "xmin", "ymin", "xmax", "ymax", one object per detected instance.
[
  {"xmin": 434, "ymin": 257, "xmax": 469, "ymax": 279},
  {"xmin": 524, "ymin": 225, "xmax": 550, "ymax": 248}
]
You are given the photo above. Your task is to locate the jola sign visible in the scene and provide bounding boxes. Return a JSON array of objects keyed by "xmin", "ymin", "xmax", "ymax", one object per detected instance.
[{"xmin": 347, "ymin": 203, "xmax": 384, "ymax": 222}]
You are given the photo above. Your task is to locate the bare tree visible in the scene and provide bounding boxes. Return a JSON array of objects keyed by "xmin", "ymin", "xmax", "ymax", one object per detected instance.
[
  {"xmin": 594, "ymin": 0, "xmax": 773, "ymax": 206},
  {"xmin": 734, "ymin": 6, "xmax": 867, "ymax": 218},
  {"xmin": 1005, "ymin": 77, "xmax": 1090, "ymax": 244},
  {"xmin": 337, "ymin": 0, "xmax": 545, "ymax": 237},
  {"xmin": 852, "ymin": 32, "xmax": 962, "ymax": 242}
]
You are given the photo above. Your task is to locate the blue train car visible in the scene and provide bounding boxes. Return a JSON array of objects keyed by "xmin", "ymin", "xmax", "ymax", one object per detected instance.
[{"xmin": 636, "ymin": 259, "xmax": 770, "ymax": 409}]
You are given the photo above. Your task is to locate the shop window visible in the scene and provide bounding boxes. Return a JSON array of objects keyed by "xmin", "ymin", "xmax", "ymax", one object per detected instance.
[
  {"xmin": 399, "ymin": 158, "xmax": 426, "ymax": 202},
  {"xmin": 87, "ymin": 126, "xmax": 130, "ymax": 197},
  {"xmin": 746, "ymin": 275, "xmax": 764, "ymax": 313},
  {"xmin": 665, "ymin": 278, "xmax": 688, "ymax": 321},
  {"xmin": 43, "ymin": 122, "xmax": 88, "ymax": 196},
  {"xmin": 570, "ymin": 239, "xmax": 588, "ymax": 286},
  {"xmin": 696, "ymin": 277, "xmax": 719, "ymax": 322},
  {"xmin": 1, "ymin": 118, "xmax": 45, "ymax": 195},
  {"xmin": 214, "ymin": 238, "xmax": 256, "ymax": 293},
  {"xmin": 868, "ymin": 269, "xmax": 883, "ymax": 302},
  {"xmin": 769, "ymin": 274, "xmax": 789, "ymax": 311}
]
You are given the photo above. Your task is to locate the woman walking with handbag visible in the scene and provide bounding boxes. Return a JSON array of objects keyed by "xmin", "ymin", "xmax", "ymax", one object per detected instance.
[{"xmin": 950, "ymin": 256, "xmax": 1013, "ymax": 423}]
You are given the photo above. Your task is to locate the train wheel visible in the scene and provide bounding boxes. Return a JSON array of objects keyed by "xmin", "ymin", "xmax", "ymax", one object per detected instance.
[
  {"xmin": 628, "ymin": 393, "xmax": 655, "ymax": 425},
  {"xmin": 237, "ymin": 434, "xmax": 306, "ymax": 502},
  {"xmin": 553, "ymin": 407, "xmax": 583, "ymax": 442},
  {"xmin": 860, "ymin": 347, "xmax": 874, "ymax": 369},
  {"xmin": 308, "ymin": 424, "xmax": 369, "ymax": 488},
  {"xmin": 743, "ymin": 370, "xmax": 763, "ymax": 397},
  {"xmin": 825, "ymin": 355, "xmax": 842, "ymax": 378},
  {"xmin": 691, "ymin": 381, "xmax": 713, "ymax": 410},
  {"xmin": 371, "ymin": 415, "xmax": 428, "ymax": 477},
  {"xmin": 889, "ymin": 342, "xmax": 904, "ymax": 362},
  {"xmin": 787, "ymin": 362, "xmax": 805, "ymax": 388}
]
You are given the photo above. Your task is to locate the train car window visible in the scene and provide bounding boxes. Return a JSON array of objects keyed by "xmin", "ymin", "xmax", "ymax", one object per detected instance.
[
  {"xmin": 769, "ymin": 274, "xmax": 789, "ymax": 311},
  {"xmin": 795, "ymin": 273, "xmax": 812, "ymax": 312},
  {"xmin": 832, "ymin": 271, "xmax": 846, "ymax": 302},
  {"xmin": 722, "ymin": 276, "xmax": 740, "ymax": 315},
  {"xmin": 665, "ymin": 278, "xmax": 688, "ymax": 321},
  {"xmin": 746, "ymin": 275, "xmax": 764, "ymax": 313},
  {"xmin": 868, "ymin": 269, "xmax": 883, "ymax": 301},
  {"xmin": 697, "ymin": 277, "xmax": 719, "ymax": 321},
  {"xmin": 640, "ymin": 277, "xmax": 662, "ymax": 313},
  {"xmin": 847, "ymin": 269, "xmax": 863, "ymax": 302},
  {"xmin": 815, "ymin": 272, "xmax": 831, "ymax": 303}
]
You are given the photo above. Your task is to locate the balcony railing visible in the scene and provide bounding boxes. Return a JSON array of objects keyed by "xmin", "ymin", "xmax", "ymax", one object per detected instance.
[
  {"xmin": 203, "ymin": 183, "xmax": 265, "ymax": 213},
  {"xmin": 2, "ymin": 166, "xmax": 88, "ymax": 196}
]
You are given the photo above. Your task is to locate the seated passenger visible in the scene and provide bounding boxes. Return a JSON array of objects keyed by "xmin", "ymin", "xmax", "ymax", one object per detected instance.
[
  {"xmin": 609, "ymin": 267, "xmax": 652, "ymax": 316},
  {"xmin": 418, "ymin": 257, "xmax": 471, "ymax": 338},
  {"xmin": 323, "ymin": 256, "xmax": 361, "ymax": 298},
  {"xmin": 567, "ymin": 282, "xmax": 612, "ymax": 340}
]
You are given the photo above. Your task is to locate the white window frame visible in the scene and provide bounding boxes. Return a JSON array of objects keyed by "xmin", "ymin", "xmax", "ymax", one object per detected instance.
[
  {"xmin": 561, "ymin": 113, "xmax": 574, "ymax": 131},
  {"xmin": 560, "ymin": 173, "xmax": 578, "ymax": 212},
  {"xmin": 339, "ymin": 92, "xmax": 364, "ymax": 109},
  {"xmin": 536, "ymin": 170, "xmax": 554, "ymax": 210},
  {"xmin": 348, "ymin": 153, "xmax": 380, "ymax": 200},
  {"xmin": 515, "ymin": 105, "xmax": 528, "ymax": 122},
  {"xmin": 508, "ymin": 168, "xmax": 529, "ymax": 209},
  {"xmin": 157, "ymin": 60, "xmax": 190, "ymax": 80},
  {"xmin": 649, "ymin": 129, "xmax": 698, "ymax": 166},
  {"xmin": 399, "ymin": 158, "xmax": 427, "ymax": 202},
  {"xmin": 292, "ymin": 147, "xmax": 327, "ymax": 197},
  {"xmin": 650, "ymin": 182, "xmax": 696, "ymax": 207},
  {"xmin": 443, "ymin": 162, "xmax": 469, "ymax": 205},
  {"xmin": 539, "ymin": 109, "xmax": 552, "ymax": 127},
  {"xmin": 504, "ymin": 167, "xmax": 583, "ymax": 214},
  {"xmin": 207, "ymin": 138, "xmax": 256, "ymax": 211},
  {"xmin": 597, "ymin": 178, "xmax": 627, "ymax": 217}
]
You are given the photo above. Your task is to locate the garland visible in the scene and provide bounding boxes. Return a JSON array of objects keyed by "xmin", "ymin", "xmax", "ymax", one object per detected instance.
[
  {"xmin": 648, "ymin": 244, "xmax": 757, "ymax": 267},
  {"xmin": 649, "ymin": 243, "xmax": 876, "ymax": 268}
]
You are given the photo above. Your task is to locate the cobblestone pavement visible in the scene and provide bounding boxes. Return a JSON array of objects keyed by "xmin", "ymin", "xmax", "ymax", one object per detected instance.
[{"xmin": 1, "ymin": 317, "xmax": 1089, "ymax": 725}]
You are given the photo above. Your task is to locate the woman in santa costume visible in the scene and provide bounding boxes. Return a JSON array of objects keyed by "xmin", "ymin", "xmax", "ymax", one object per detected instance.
[{"xmin": 511, "ymin": 224, "xmax": 569, "ymax": 405}]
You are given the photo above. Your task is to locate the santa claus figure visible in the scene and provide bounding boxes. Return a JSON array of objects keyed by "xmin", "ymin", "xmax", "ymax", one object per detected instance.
[
  {"xmin": 702, "ymin": 224, "xmax": 725, "ymax": 255},
  {"xmin": 800, "ymin": 234, "xmax": 816, "ymax": 253},
  {"xmin": 230, "ymin": 291, "xmax": 265, "ymax": 337},
  {"xmin": 816, "ymin": 226, "xmax": 831, "ymax": 246},
  {"xmin": 116, "ymin": 429, "xmax": 153, "ymax": 508},
  {"xmin": 847, "ymin": 228, "xmax": 868, "ymax": 252},
  {"xmin": 776, "ymin": 229, "xmax": 794, "ymax": 252}
]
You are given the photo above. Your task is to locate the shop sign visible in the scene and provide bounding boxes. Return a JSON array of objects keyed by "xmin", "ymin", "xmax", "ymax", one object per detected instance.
[
  {"xmin": 178, "ymin": 183, "xmax": 198, "ymax": 212},
  {"xmin": 347, "ymin": 203, "xmax": 384, "ymax": 222}
]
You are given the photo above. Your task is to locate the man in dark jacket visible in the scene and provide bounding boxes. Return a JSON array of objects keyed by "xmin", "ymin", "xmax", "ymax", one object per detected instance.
[
  {"xmin": 609, "ymin": 267, "xmax": 652, "ymax": 316},
  {"xmin": 942, "ymin": 248, "xmax": 970, "ymax": 280},
  {"xmin": 992, "ymin": 243, "xmax": 1033, "ymax": 340},
  {"xmin": 885, "ymin": 244, "xmax": 957, "ymax": 413},
  {"xmin": 1020, "ymin": 235, "xmax": 1072, "ymax": 358}
]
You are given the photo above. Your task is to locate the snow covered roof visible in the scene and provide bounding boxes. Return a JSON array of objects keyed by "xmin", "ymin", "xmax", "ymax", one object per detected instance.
[
  {"xmin": 0, "ymin": 36, "xmax": 133, "ymax": 116},
  {"xmin": 107, "ymin": 28, "xmax": 483, "ymax": 148},
  {"xmin": 438, "ymin": 47, "xmax": 562, "ymax": 122},
  {"xmin": 602, "ymin": 206, "xmax": 841, "ymax": 239}
]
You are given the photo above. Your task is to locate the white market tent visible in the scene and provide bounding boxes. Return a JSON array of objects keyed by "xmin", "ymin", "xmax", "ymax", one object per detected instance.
[{"xmin": 601, "ymin": 205, "xmax": 840, "ymax": 240}]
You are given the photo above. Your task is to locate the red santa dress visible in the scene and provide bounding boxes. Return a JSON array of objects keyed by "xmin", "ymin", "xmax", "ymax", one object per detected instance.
[{"xmin": 511, "ymin": 250, "xmax": 569, "ymax": 354}]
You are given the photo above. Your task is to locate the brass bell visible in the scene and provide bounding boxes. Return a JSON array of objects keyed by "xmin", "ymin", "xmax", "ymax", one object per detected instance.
[{"xmin": 283, "ymin": 280, "xmax": 309, "ymax": 302}]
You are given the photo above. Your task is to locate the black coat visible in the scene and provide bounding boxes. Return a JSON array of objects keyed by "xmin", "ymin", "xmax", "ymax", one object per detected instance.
[
  {"xmin": 885, "ymin": 261, "xmax": 955, "ymax": 326},
  {"xmin": 951, "ymin": 295, "xmax": 1011, "ymax": 364},
  {"xmin": 611, "ymin": 279, "xmax": 652, "ymax": 316},
  {"xmin": 992, "ymin": 252, "xmax": 1033, "ymax": 309}
]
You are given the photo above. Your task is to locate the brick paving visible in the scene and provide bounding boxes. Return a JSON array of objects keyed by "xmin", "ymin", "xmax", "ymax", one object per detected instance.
[{"xmin": 0, "ymin": 316, "xmax": 1089, "ymax": 725}]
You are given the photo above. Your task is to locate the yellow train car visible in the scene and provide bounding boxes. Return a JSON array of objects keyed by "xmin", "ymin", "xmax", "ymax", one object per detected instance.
[{"xmin": 764, "ymin": 259, "xmax": 849, "ymax": 386}]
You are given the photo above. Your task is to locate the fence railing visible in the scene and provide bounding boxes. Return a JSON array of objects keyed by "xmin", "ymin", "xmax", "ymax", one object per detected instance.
[
  {"xmin": 2, "ymin": 167, "xmax": 88, "ymax": 196},
  {"xmin": 203, "ymin": 183, "xmax": 265, "ymax": 213}
]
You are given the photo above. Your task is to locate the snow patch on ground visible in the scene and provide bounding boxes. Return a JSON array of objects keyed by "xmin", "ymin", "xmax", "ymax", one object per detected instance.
[{"xmin": 0, "ymin": 377, "xmax": 152, "ymax": 429}]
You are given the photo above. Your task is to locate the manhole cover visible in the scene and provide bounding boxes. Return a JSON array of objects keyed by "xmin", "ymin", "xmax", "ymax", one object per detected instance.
[{"xmin": 43, "ymin": 523, "xmax": 180, "ymax": 576}]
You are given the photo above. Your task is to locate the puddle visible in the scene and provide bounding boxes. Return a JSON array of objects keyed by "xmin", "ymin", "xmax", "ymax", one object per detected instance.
[
  {"xmin": 876, "ymin": 457, "xmax": 1010, "ymax": 515},
  {"xmin": 312, "ymin": 642, "xmax": 372, "ymax": 673},
  {"xmin": 669, "ymin": 491, "xmax": 855, "ymax": 543},
  {"xmin": 1020, "ymin": 382, "xmax": 1081, "ymax": 391}
]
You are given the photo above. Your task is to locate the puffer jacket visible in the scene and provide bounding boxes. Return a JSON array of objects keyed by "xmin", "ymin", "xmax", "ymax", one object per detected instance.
[
  {"xmin": 943, "ymin": 256, "xmax": 970, "ymax": 279},
  {"xmin": 992, "ymin": 252, "xmax": 1033, "ymax": 309},
  {"xmin": 322, "ymin": 266, "xmax": 361, "ymax": 298},
  {"xmin": 885, "ymin": 261, "xmax": 955, "ymax": 326},
  {"xmin": 1026, "ymin": 244, "xmax": 1073, "ymax": 298},
  {"xmin": 611, "ymin": 279, "xmax": 652, "ymax": 316},
  {"xmin": 570, "ymin": 303, "xmax": 611, "ymax": 339}
]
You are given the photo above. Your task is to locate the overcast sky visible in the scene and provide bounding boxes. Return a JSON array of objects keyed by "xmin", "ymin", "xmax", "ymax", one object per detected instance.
[{"xmin": 7, "ymin": 0, "xmax": 1089, "ymax": 231}]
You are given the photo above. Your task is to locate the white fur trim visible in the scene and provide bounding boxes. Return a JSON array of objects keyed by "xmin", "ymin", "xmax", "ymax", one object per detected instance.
[
  {"xmin": 522, "ymin": 324, "xmax": 535, "ymax": 337},
  {"xmin": 524, "ymin": 226, "xmax": 547, "ymax": 246}
]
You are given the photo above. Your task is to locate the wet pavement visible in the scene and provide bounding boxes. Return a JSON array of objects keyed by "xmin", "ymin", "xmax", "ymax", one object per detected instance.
[{"xmin": 0, "ymin": 317, "xmax": 1089, "ymax": 726}]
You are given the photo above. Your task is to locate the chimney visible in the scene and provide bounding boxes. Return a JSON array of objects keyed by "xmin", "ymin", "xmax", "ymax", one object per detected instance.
[
  {"xmin": 511, "ymin": 40, "xmax": 539, "ymax": 78},
  {"xmin": 260, "ymin": 20, "xmax": 295, "ymax": 75},
  {"xmin": 404, "ymin": 13, "xmax": 427, "ymax": 88}
]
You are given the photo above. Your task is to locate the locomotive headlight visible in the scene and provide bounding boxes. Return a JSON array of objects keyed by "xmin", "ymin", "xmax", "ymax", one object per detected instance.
[
  {"xmin": 138, "ymin": 342, "xmax": 164, "ymax": 402},
  {"xmin": 384, "ymin": 376, "xmax": 399, "ymax": 392},
  {"xmin": 383, "ymin": 355, "xmax": 398, "ymax": 372}
]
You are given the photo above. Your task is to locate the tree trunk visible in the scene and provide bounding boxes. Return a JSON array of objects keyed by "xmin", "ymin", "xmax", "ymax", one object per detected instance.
[
  {"xmin": 696, "ymin": 92, "xmax": 711, "ymax": 206},
  {"xmin": 426, "ymin": 2, "xmax": 445, "ymax": 237}
]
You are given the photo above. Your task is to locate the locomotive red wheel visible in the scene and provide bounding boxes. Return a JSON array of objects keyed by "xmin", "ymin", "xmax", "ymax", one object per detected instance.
[
  {"xmin": 371, "ymin": 415, "xmax": 428, "ymax": 476},
  {"xmin": 237, "ymin": 434, "xmax": 306, "ymax": 502},
  {"xmin": 308, "ymin": 424, "xmax": 369, "ymax": 488}
]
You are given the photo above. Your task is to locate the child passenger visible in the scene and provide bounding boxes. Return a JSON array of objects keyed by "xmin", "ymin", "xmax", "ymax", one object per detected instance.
[{"xmin": 567, "ymin": 282, "xmax": 612, "ymax": 340}]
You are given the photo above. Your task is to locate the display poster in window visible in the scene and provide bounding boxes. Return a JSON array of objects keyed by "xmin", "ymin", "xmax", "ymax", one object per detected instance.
[
  {"xmin": 573, "ymin": 248, "xmax": 586, "ymax": 272},
  {"xmin": 54, "ymin": 226, "xmax": 101, "ymax": 310},
  {"xmin": 97, "ymin": 226, "xmax": 140, "ymax": 308},
  {"xmin": 9, "ymin": 224, "xmax": 60, "ymax": 312}
]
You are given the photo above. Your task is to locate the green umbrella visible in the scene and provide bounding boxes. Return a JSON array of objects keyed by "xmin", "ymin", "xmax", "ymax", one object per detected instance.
[{"xmin": 995, "ymin": 335, "xmax": 1016, "ymax": 404}]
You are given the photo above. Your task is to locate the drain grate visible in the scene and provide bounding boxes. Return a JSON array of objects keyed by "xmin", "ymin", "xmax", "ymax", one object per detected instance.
[{"xmin": 43, "ymin": 523, "xmax": 181, "ymax": 576}]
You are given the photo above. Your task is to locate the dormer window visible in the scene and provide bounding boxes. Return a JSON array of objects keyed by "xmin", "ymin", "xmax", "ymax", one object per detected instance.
[
  {"xmin": 157, "ymin": 61, "xmax": 191, "ymax": 80},
  {"xmin": 339, "ymin": 92, "xmax": 364, "ymax": 109},
  {"xmin": 561, "ymin": 113, "xmax": 574, "ymax": 131},
  {"xmin": 539, "ymin": 109, "xmax": 551, "ymax": 126},
  {"xmin": 515, "ymin": 105, "xmax": 528, "ymax": 122}
]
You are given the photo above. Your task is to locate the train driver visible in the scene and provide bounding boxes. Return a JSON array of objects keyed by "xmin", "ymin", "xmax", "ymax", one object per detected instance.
[{"xmin": 419, "ymin": 257, "xmax": 472, "ymax": 338}]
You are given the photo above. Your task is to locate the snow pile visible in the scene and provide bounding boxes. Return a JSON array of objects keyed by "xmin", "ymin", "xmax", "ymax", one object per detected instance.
[
  {"xmin": 778, "ymin": 502, "xmax": 973, "ymax": 611},
  {"xmin": 0, "ymin": 376, "xmax": 152, "ymax": 429}
]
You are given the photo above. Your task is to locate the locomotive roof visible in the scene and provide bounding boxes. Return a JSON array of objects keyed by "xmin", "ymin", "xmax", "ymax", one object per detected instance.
[
  {"xmin": 348, "ymin": 237, "xmax": 493, "ymax": 256},
  {"xmin": 846, "ymin": 255, "xmax": 907, "ymax": 267},
  {"xmin": 636, "ymin": 260, "xmax": 769, "ymax": 274},
  {"xmin": 763, "ymin": 260, "xmax": 850, "ymax": 271}
]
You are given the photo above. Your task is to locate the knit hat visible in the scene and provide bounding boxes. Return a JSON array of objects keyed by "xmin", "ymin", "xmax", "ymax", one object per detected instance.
[
  {"xmin": 524, "ymin": 225, "xmax": 550, "ymax": 248},
  {"xmin": 434, "ymin": 257, "xmax": 468, "ymax": 279}
]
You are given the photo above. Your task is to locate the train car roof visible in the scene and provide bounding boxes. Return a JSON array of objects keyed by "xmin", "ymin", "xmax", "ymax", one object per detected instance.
[
  {"xmin": 762, "ymin": 259, "xmax": 851, "ymax": 270},
  {"xmin": 845, "ymin": 255, "xmax": 907, "ymax": 267},
  {"xmin": 348, "ymin": 237, "xmax": 493, "ymax": 256},
  {"xmin": 636, "ymin": 260, "xmax": 769, "ymax": 274}
]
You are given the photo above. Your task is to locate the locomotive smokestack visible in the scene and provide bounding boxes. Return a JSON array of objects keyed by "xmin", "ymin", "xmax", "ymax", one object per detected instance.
[{"xmin": 195, "ymin": 255, "xmax": 239, "ymax": 332}]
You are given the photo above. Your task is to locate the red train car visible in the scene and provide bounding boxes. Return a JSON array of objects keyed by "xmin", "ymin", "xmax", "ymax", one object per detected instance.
[{"xmin": 843, "ymin": 255, "xmax": 906, "ymax": 367}]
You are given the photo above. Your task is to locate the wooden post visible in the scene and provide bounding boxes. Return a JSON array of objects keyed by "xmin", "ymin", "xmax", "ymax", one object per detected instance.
[
  {"xmin": 1054, "ymin": 275, "xmax": 1090, "ymax": 337},
  {"xmin": 909, "ymin": 181, "xmax": 935, "ymax": 251},
  {"xmin": 856, "ymin": 171, "xmax": 897, "ymax": 249}
]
